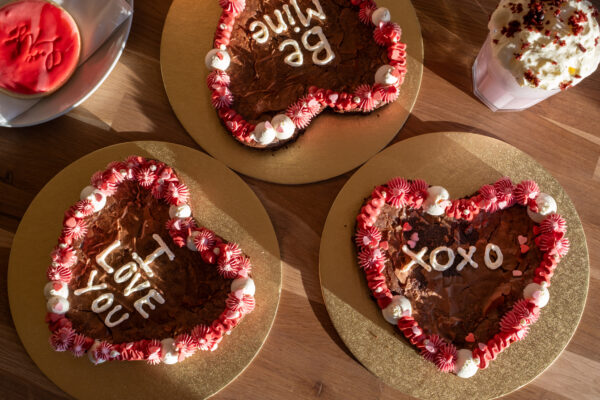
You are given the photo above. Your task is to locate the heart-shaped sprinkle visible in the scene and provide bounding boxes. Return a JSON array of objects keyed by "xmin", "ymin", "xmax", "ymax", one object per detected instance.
[
  {"xmin": 518, "ymin": 235, "xmax": 528, "ymax": 244},
  {"xmin": 402, "ymin": 222, "xmax": 412, "ymax": 231},
  {"xmin": 410, "ymin": 232, "xmax": 419, "ymax": 242},
  {"xmin": 407, "ymin": 240, "xmax": 416, "ymax": 249},
  {"xmin": 53, "ymin": 282, "xmax": 62, "ymax": 291},
  {"xmin": 465, "ymin": 333, "xmax": 475, "ymax": 343},
  {"xmin": 520, "ymin": 244, "xmax": 530, "ymax": 253}
]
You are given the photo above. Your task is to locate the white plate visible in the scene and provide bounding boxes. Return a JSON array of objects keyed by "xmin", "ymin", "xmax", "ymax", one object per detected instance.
[{"xmin": 1, "ymin": 0, "xmax": 134, "ymax": 128}]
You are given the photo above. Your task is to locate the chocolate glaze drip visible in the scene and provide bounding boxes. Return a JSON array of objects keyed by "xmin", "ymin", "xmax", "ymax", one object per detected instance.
[
  {"xmin": 373, "ymin": 202, "xmax": 541, "ymax": 349},
  {"xmin": 67, "ymin": 181, "xmax": 229, "ymax": 343},
  {"xmin": 226, "ymin": 0, "xmax": 388, "ymax": 122}
]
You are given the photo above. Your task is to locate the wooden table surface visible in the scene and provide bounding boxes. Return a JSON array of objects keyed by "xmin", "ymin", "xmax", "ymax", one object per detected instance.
[{"xmin": 1, "ymin": 1, "xmax": 599, "ymax": 399}]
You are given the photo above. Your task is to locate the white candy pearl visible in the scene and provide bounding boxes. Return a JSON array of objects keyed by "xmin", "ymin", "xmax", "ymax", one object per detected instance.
[
  {"xmin": 371, "ymin": 7, "xmax": 391, "ymax": 26},
  {"xmin": 523, "ymin": 283, "xmax": 550, "ymax": 308},
  {"xmin": 454, "ymin": 349, "xmax": 479, "ymax": 378},
  {"xmin": 80, "ymin": 185, "xmax": 106, "ymax": 212},
  {"xmin": 252, "ymin": 121, "xmax": 276, "ymax": 145},
  {"xmin": 423, "ymin": 186, "xmax": 449, "ymax": 216},
  {"xmin": 375, "ymin": 65, "xmax": 398, "ymax": 85},
  {"xmin": 161, "ymin": 338, "xmax": 179, "ymax": 364},
  {"xmin": 527, "ymin": 193, "xmax": 557, "ymax": 223},
  {"xmin": 88, "ymin": 341, "xmax": 106, "ymax": 365},
  {"xmin": 271, "ymin": 114, "xmax": 295, "ymax": 140},
  {"xmin": 44, "ymin": 281, "xmax": 69, "ymax": 299},
  {"xmin": 205, "ymin": 49, "xmax": 230, "ymax": 71},
  {"xmin": 231, "ymin": 278, "xmax": 255, "ymax": 296},
  {"xmin": 46, "ymin": 296, "xmax": 69, "ymax": 314},
  {"xmin": 382, "ymin": 295, "xmax": 412, "ymax": 324},
  {"xmin": 169, "ymin": 204, "xmax": 191, "ymax": 219},
  {"xmin": 186, "ymin": 230, "xmax": 199, "ymax": 251}
]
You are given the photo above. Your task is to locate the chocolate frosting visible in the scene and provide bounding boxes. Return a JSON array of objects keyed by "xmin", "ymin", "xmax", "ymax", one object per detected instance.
[
  {"xmin": 226, "ymin": 0, "xmax": 388, "ymax": 122},
  {"xmin": 374, "ymin": 202, "xmax": 541, "ymax": 349},
  {"xmin": 67, "ymin": 182, "xmax": 229, "ymax": 343}
]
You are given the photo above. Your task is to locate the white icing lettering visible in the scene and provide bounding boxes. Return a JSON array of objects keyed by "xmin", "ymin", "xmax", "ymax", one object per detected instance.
[
  {"xmin": 484, "ymin": 243, "xmax": 503, "ymax": 270},
  {"xmin": 283, "ymin": 4, "xmax": 296, "ymax": 25},
  {"xmin": 279, "ymin": 39, "xmax": 303, "ymax": 67},
  {"xmin": 96, "ymin": 240, "xmax": 120, "ymax": 273},
  {"xmin": 250, "ymin": 21, "xmax": 269, "ymax": 44},
  {"xmin": 105, "ymin": 305, "xmax": 129, "ymax": 327},
  {"xmin": 401, "ymin": 245, "xmax": 431, "ymax": 272},
  {"xmin": 131, "ymin": 234, "xmax": 175, "ymax": 278},
  {"xmin": 430, "ymin": 246, "xmax": 455, "ymax": 272},
  {"xmin": 290, "ymin": 0, "xmax": 326, "ymax": 27},
  {"xmin": 301, "ymin": 26, "xmax": 335, "ymax": 65},
  {"xmin": 74, "ymin": 270, "xmax": 108, "ymax": 296},
  {"xmin": 91, "ymin": 293, "xmax": 114, "ymax": 313},
  {"xmin": 134, "ymin": 289, "xmax": 166, "ymax": 319},
  {"xmin": 123, "ymin": 272, "xmax": 151, "ymax": 297},
  {"xmin": 264, "ymin": 10, "xmax": 288, "ymax": 34},
  {"xmin": 114, "ymin": 261, "xmax": 137, "ymax": 284},
  {"xmin": 457, "ymin": 246, "xmax": 478, "ymax": 271}
]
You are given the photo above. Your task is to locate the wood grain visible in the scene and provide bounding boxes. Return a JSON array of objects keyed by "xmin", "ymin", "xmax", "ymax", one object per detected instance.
[{"xmin": 1, "ymin": 1, "xmax": 599, "ymax": 399}]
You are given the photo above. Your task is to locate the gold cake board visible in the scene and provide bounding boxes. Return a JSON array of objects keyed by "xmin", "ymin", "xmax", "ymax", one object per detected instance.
[
  {"xmin": 8, "ymin": 141, "xmax": 282, "ymax": 400},
  {"xmin": 319, "ymin": 132, "xmax": 588, "ymax": 399},
  {"xmin": 160, "ymin": 0, "xmax": 423, "ymax": 184}
]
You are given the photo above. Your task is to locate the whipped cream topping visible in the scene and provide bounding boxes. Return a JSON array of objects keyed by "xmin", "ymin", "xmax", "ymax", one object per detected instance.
[{"xmin": 489, "ymin": 0, "xmax": 600, "ymax": 90}]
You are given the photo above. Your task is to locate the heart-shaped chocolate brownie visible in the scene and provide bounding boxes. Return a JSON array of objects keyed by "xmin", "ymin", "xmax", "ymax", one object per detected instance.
[
  {"xmin": 205, "ymin": 0, "xmax": 408, "ymax": 149},
  {"xmin": 354, "ymin": 177, "xmax": 569, "ymax": 378},
  {"xmin": 44, "ymin": 156, "xmax": 256, "ymax": 365}
]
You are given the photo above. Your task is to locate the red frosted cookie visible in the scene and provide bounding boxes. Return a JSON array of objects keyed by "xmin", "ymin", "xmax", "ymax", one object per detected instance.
[{"xmin": 0, "ymin": 0, "xmax": 81, "ymax": 97}]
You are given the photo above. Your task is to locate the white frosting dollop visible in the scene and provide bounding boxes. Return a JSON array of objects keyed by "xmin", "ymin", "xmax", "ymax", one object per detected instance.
[
  {"xmin": 489, "ymin": 0, "xmax": 600, "ymax": 90},
  {"xmin": 382, "ymin": 295, "xmax": 412, "ymax": 324},
  {"xmin": 252, "ymin": 121, "xmax": 277, "ymax": 145},
  {"xmin": 423, "ymin": 186, "xmax": 449, "ymax": 216},
  {"xmin": 80, "ymin": 186, "xmax": 107, "ymax": 212},
  {"xmin": 371, "ymin": 7, "xmax": 391, "ymax": 26},
  {"xmin": 169, "ymin": 204, "xmax": 191, "ymax": 219},
  {"xmin": 524, "ymin": 282, "xmax": 550, "ymax": 308},
  {"xmin": 205, "ymin": 48, "xmax": 231, "ymax": 71},
  {"xmin": 44, "ymin": 281, "xmax": 69, "ymax": 299},
  {"xmin": 160, "ymin": 338, "xmax": 179, "ymax": 364},
  {"xmin": 454, "ymin": 349, "xmax": 479, "ymax": 378},
  {"xmin": 527, "ymin": 193, "xmax": 557, "ymax": 223},
  {"xmin": 231, "ymin": 277, "xmax": 255, "ymax": 296},
  {"xmin": 88, "ymin": 341, "xmax": 106, "ymax": 365},
  {"xmin": 271, "ymin": 114, "xmax": 295, "ymax": 140},
  {"xmin": 46, "ymin": 296, "xmax": 69, "ymax": 314},
  {"xmin": 374, "ymin": 65, "xmax": 399, "ymax": 85}
]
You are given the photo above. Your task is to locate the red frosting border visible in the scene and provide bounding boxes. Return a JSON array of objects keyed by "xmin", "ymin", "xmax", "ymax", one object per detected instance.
[
  {"xmin": 207, "ymin": 0, "xmax": 408, "ymax": 148},
  {"xmin": 354, "ymin": 177, "xmax": 569, "ymax": 374},
  {"xmin": 44, "ymin": 156, "xmax": 256, "ymax": 365}
]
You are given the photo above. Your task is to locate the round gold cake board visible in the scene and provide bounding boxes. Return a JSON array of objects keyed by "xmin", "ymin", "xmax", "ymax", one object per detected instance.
[
  {"xmin": 319, "ymin": 132, "xmax": 589, "ymax": 399},
  {"xmin": 160, "ymin": 0, "xmax": 423, "ymax": 185},
  {"xmin": 8, "ymin": 141, "xmax": 282, "ymax": 400}
]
